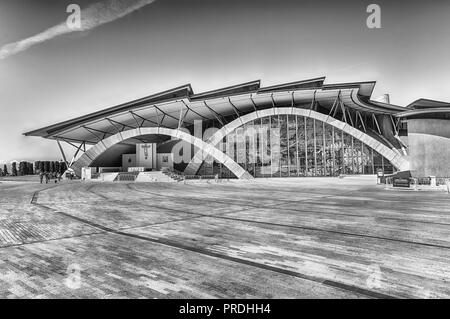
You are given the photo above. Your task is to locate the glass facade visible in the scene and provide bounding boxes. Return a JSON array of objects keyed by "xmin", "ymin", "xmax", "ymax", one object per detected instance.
[{"xmin": 197, "ymin": 114, "xmax": 395, "ymax": 178}]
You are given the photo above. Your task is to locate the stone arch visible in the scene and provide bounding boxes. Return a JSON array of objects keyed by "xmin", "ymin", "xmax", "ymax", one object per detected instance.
[
  {"xmin": 72, "ymin": 127, "xmax": 253, "ymax": 179},
  {"xmin": 184, "ymin": 107, "xmax": 409, "ymax": 175}
]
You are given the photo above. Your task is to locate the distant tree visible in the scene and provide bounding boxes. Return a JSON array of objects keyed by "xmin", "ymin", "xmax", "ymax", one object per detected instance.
[
  {"xmin": 28, "ymin": 162, "xmax": 34, "ymax": 175},
  {"xmin": 3, "ymin": 164, "xmax": 8, "ymax": 176},
  {"xmin": 55, "ymin": 161, "xmax": 60, "ymax": 175},
  {"xmin": 60, "ymin": 162, "xmax": 67, "ymax": 175},
  {"xmin": 18, "ymin": 162, "xmax": 25, "ymax": 176},
  {"xmin": 34, "ymin": 161, "xmax": 41, "ymax": 174},
  {"xmin": 21, "ymin": 161, "xmax": 31, "ymax": 176},
  {"xmin": 39, "ymin": 162, "xmax": 45, "ymax": 173},
  {"xmin": 11, "ymin": 162, "xmax": 17, "ymax": 176},
  {"xmin": 44, "ymin": 161, "xmax": 50, "ymax": 173},
  {"xmin": 50, "ymin": 161, "xmax": 56, "ymax": 173}
]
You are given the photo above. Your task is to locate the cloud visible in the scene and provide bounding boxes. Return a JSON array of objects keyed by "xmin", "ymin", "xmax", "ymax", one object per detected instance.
[{"xmin": 0, "ymin": 0, "xmax": 156, "ymax": 60}]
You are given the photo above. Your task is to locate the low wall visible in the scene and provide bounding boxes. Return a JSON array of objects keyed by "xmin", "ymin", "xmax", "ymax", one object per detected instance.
[{"xmin": 100, "ymin": 173, "xmax": 119, "ymax": 182}]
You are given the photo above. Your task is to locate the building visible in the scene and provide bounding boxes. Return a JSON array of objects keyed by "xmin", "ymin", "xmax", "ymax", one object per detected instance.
[{"xmin": 24, "ymin": 77, "xmax": 450, "ymax": 180}]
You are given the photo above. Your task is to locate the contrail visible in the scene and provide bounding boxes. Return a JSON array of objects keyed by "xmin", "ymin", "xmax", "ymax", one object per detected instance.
[{"xmin": 0, "ymin": 0, "xmax": 156, "ymax": 60}]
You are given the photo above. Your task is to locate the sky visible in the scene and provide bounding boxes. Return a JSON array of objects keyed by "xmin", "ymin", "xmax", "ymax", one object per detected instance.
[{"xmin": 0, "ymin": 0, "xmax": 449, "ymax": 164}]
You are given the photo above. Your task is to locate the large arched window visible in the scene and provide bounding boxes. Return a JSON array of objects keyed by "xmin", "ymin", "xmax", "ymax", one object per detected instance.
[{"xmin": 197, "ymin": 114, "xmax": 395, "ymax": 178}]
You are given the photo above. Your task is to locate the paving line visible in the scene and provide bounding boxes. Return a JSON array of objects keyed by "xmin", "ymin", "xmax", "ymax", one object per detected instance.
[
  {"xmin": 126, "ymin": 184, "xmax": 450, "ymax": 231},
  {"xmin": 117, "ymin": 215, "xmax": 209, "ymax": 231},
  {"xmin": 30, "ymin": 187, "xmax": 396, "ymax": 299},
  {"xmin": 85, "ymin": 184, "xmax": 450, "ymax": 249},
  {"xmin": 0, "ymin": 230, "xmax": 106, "ymax": 249},
  {"xmin": 47, "ymin": 190, "xmax": 450, "ymax": 250},
  {"xmin": 36, "ymin": 203, "xmax": 396, "ymax": 299}
]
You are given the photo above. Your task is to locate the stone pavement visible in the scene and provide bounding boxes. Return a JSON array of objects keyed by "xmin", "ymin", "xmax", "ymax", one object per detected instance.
[{"xmin": 0, "ymin": 176, "xmax": 449, "ymax": 298}]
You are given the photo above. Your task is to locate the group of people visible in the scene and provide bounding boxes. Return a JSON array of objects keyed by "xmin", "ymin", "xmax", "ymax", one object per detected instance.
[{"xmin": 39, "ymin": 172, "xmax": 62, "ymax": 184}]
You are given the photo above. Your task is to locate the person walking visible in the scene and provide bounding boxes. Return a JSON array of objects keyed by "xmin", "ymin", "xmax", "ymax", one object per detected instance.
[{"xmin": 39, "ymin": 172, "xmax": 44, "ymax": 184}]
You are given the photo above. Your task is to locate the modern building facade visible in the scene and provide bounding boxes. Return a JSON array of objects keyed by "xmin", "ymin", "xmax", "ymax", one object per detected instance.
[{"xmin": 25, "ymin": 77, "xmax": 450, "ymax": 179}]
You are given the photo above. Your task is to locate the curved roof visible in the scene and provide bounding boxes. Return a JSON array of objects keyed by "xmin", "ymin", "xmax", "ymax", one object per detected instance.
[
  {"xmin": 25, "ymin": 76, "xmax": 412, "ymax": 144},
  {"xmin": 396, "ymin": 107, "xmax": 450, "ymax": 119},
  {"xmin": 406, "ymin": 98, "xmax": 450, "ymax": 109},
  {"xmin": 395, "ymin": 98, "xmax": 450, "ymax": 119}
]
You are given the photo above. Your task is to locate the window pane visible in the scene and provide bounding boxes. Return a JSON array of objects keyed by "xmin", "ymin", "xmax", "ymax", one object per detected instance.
[
  {"xmin": 297, "ymin": 116, "xmax": 306, "ymax": 176},
  {"xmin": 306, "ymin": 117, "xmax": 315, "ymax": 176},
  {"xmin": 271, "ymin": 115, "xmax": 281, "ymax": 177},
  {"xmin": 288, "ymin": 115, "xmax": 298, "ymax": 177},
  {"xmin": 280, "ymin": 115, "xmax": 289, "ymax": 177},
  {"xmin": 315, "ymin": 119, "xmax": 324, "ymax": 176}
]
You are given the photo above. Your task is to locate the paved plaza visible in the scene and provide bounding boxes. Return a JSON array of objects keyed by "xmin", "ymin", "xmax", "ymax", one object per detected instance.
[{"xmin": 0, "ymin": 176, "xmax": 449, "ymax": 298}]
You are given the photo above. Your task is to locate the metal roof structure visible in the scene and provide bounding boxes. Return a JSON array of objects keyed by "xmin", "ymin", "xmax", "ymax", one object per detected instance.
[
  {"xmin": 395, "ymin": 99, "xmax": 450, "ymax": 119},
  {"xmin": 25, "ymin": 77, "xmax": 414, "ymax": 146}
]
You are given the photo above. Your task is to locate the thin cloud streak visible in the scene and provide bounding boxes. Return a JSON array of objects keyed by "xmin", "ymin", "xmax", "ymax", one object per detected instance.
[{"xmin": 0, "ymin": 0, "xmax": 156, "ymax": 60}]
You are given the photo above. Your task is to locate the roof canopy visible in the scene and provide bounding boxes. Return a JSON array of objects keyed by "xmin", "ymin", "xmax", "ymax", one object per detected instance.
[{"xmin": 25, "ymin": 77, "xmax": 412, "ymax": 144}]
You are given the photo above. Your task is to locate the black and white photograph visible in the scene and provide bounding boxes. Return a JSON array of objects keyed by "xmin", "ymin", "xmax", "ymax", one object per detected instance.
[{"xmin": 0, "ymin": 0, "xmax": 449, "ymax": 305}]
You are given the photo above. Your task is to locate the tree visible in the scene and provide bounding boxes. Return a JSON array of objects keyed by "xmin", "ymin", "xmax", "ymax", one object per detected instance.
[
  {"xmin": 55, "ymin": 161, "xmax": 60, "ymax": 175},
  {"xmin": 19, "ymin": 161, "xmax": 31, "ymax": 176},
  {"xmin": 44, "ymin": 161, "xmax": 50, "ymax": 173},
  {"xmin": 3, "ymin": 164, "xmax": 8, "ymax": 176},
  {"xmin": 11, "ymin": 162, "xmax": 17, "ymax": 176},
  {"xmin": 28, "ymin": 162, "xmax": 34, "ymax": 175},
  {"xmin": 50, "ymin": 161, "xmax": 56, "ymax": 173},
  {"xmin": 60, "ymin": 162, "xmax": 67, "ymax": 175},
  {"xmin": 39, "ymin": 162, "xmax": 45, "ymax": 173},
  {"xmin": 34, "ymin": 161, "xmax": 41, "ymax": 174},
  {"xmin": 19, "ymin": 162, "xmax": 25, "ymax": 176}
]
